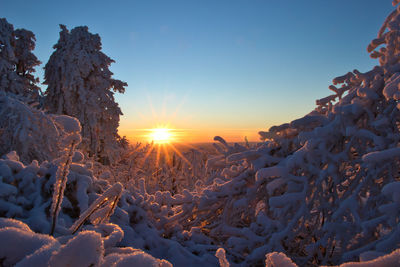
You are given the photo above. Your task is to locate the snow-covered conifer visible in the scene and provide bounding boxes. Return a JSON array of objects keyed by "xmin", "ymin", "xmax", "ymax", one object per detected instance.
[
  {"xmin": 43, "ymin": 25, "xmax": 127, "ymax": 164},
  {"xmin": 14, "ymin": 29, "xmax": 42, "ymax": 101},
  {"xmin": 0, "ymin": 18, "xmax": 41, "ymax": 102}
]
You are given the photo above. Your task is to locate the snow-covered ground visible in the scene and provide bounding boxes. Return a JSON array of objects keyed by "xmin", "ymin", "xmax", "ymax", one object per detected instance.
[{"xmin": 2, "ymin": 1, "xmax": 400, "ymax": 267}]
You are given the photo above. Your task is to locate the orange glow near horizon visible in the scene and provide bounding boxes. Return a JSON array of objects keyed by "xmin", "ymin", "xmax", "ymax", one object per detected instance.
[
  {"xmin": 149, "ymin": 128, "xmax": 173, "ymax": 144},
  {"xmin": 119, "ymin": 127, "xmax": 262, "ymax": 144},
  {"xmin": 117, "ymin": 92, "xmax": 264, "ymax": 144}
]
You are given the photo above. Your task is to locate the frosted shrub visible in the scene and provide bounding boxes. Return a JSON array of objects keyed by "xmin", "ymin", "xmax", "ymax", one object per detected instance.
[
  {"xmin": 124, "ymin": 2, "xmax": 400, "ymax": 265},
  {"xmin": 113, "ymin": 142, "xmax": 210, "ymax": 195},
  {"xmin": 0, "ymin": 93, "xmax": 81, "ymax": 163},
  {"xmin": 0, "ymin": 150, "xmax": 218, "ymax": 266}
]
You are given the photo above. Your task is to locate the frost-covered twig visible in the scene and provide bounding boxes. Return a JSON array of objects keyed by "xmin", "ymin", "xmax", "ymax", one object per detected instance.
[
  {"xmin": 50, "ymin": 140, "xmax": 77, "ymax": 235},
  {"xmin": 49, "ymin": 115, "xmax": 82, "ymax": 235},
  {"xmin": 69, "ymin": 182, "xmax": 123, "ymax": 234}
]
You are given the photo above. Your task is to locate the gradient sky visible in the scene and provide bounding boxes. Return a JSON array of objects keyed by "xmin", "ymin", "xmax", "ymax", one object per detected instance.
[{"xmin": 1, "ymin": 0, "xmax": 394, "ymax": 143}]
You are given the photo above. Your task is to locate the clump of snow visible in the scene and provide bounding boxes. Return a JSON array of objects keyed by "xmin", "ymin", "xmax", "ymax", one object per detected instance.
[
  {"xmin": 339, "ymin": 248, "xmax": 400, "ymax": 266},
  {"xmin": 215, "ymin": 248, "xmax": 230, "ymax": 267},
  {"xmin": 52, "ymin": 115, "xmax": 81, "ymax": 134},
  {"xmin": 103, "ymin": 251, "xmax": 172, "ymax": 267},
  {"xmin": 0, "ymin": 225, "xmax": 57, "ymax": 266},
  {"xmin": 265, "ymin": 252, "xmax": 297, "ymax": 267},
  {"xmin": 16, "ymin": 242, "xmax": 61, "ymax": 267},
  {"xmin": 0, "ymin": 217, "xmax": 31, "ymax": 231},
  {"xmin": 49, "ymin": 231, "xmax": 103, "ymax": 267},
  {"xmin": 362, "ymin": 147, "xmax": 400, "ymax": 163},
  {"xmin": 72, "ymin": 151, "xmax": 84, "ymax": 163}
]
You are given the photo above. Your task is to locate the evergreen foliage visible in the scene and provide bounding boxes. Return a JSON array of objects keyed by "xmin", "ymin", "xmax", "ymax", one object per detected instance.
[
  {"xmin": 0, "ymin": 18, "xmax": 41, "ymax": 102},
  {"xmin": 44, "ymin": 25, "xmax": 127, "ymax": 163}
]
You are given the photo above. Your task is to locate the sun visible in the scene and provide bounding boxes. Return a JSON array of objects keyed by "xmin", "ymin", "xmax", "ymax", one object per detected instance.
[{"xmin": 149, "ymin": 128, "xmax": 172, "ymax": 144}]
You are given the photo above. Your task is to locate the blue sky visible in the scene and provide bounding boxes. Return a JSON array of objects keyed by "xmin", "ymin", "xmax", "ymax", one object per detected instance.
[{"xmin": 1, "ymin": 0, "xmax": 394, "ymax": 142}]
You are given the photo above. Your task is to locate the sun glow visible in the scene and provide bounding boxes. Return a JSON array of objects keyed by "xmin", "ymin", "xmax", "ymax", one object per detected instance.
[
  {"xmin": 141, "ymin": 126, "xmax": 194, "ymax": 168},
  {"xmin": 149, "ymin": 128, "xmax": 173, "ymax": 144}
]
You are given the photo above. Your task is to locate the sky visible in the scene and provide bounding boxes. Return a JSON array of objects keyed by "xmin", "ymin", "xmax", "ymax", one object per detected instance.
[{"xmin": 1, "ymin": 0, "xmax": 394, "ymax": 143}]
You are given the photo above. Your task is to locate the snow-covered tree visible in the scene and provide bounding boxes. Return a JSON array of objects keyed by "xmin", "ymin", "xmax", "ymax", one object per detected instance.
[
  {"xmin": 43, "ymin": 25, "xmax": 127, "ymax": 164},
  {"xmin": 0, "ymin": 18, "xmax": 41, "ymax": 102},
  {"xmin": 14, "ymin": 28, "xmax": 42, "ymax": 100}
]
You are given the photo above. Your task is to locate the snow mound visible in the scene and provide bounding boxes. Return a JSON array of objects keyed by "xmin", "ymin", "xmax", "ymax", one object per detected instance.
[
  {"xmin": 0, "ymin": 225, "xmax": 57, "ymax": 266},
  {"xmin": 49, "ymin": 231, "xmax": 103, "ymax": 267},
  {"xmin": 0, "ymin": 218, "xmax": 172, "ymax": 267}
]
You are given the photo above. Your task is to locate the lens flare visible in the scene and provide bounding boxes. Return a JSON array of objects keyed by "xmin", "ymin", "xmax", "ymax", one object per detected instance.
[{"xmin": 149, "ymin": 128, "xmax": 172, "ymax": 144}]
